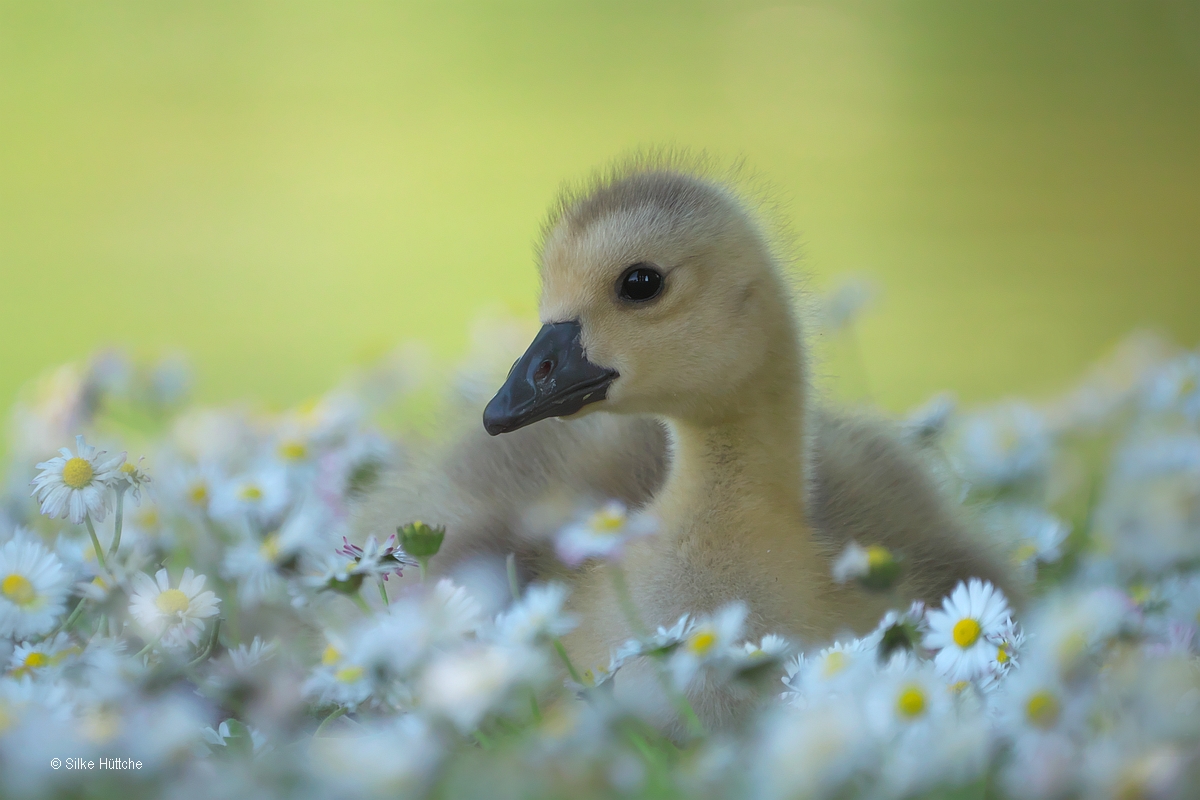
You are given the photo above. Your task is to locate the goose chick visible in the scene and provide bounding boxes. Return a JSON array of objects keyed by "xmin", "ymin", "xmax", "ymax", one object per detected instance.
[
  {"xmin": 473, "ymin": 167, "xmax": 1016, "ymax": 730},
  {"xmin": 356, "ymin": 164, "xmax": 1017, "ymax": 730}
]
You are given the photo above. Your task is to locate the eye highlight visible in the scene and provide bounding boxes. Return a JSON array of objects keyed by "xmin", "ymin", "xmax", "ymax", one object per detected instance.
[{"xmin": 617, "ymin": 264, "xmax": 664, "ymax": 303}]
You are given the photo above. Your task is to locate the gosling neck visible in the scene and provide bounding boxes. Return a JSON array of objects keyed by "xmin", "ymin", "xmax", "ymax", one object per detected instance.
[{"xmin": 657, "ymin": 336, "xmax": 809, "ymax": 524}]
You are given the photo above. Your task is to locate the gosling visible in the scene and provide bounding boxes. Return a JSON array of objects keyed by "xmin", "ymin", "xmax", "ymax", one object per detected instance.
[{"xmin": 359, "ymin": 162, "xmax": 1017, "ymax": 730}]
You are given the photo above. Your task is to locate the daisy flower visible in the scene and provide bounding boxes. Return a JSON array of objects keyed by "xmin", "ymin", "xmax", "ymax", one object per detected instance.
[
  {"xmin": 493, "ymin": 582, "xmax": 577, "ymax": 645},
  {"xmin": 864, "ymin": 660, "xmax": 951, "ymax": 738},
  {"xmin": 1142, "ymin": 352, "xmax": 1200, "ymax": 420},
  {"xmin": 923, "ymin": 579, "xmax": 1012, "ymax": 682},
  {"xmin": 668, "ymin": 602, "xmax": 747, "ymax": 690},
  {"xmin": 128, "ymin": 567, "xmax": 220, "ymax": 650},
  {"xmin": 30, "ymin": 434, "xmax": 125, "ymax": 524},
  {"xmin": 954, "ymin": 402, "xmax": 1051, "ymax": 489},
  {"xmin": 0, "ymin": 535, "xmax": 72, "ymax": 639},
  {"xmin": 115, "ymin": 456, "xmax": 152, "ymax": 505},
  {"xmin": 990, "ymin": 616, "xmax": 1025, "ymax": 675},
  {"xmin": 613, "ymin": 613, "xmax": 696, "ymax": 663},
  {"xmin": 419, "ymin": 642, "xmax": 549, "ymax": 732},
  {"xmin": 336, "ymin": 533, "xmax": 415, "ymax": 582},
  {"xmin": 8, "ymin": 633, "xmax": 79, "ymax": 679},
  {"xmin": 783, "ymin": 637, "xmax": 876, "ymax": 703},
  {"xmin": 208, "ymin": 466, "xmax": 291, "ymax": 530},
  {"xmin": 555, "ymin": 500, "xmax": 657, "ymax": 567},
  {"xmin": 832, "ymin": 541, "xmax": 901, "ymax": 591}
]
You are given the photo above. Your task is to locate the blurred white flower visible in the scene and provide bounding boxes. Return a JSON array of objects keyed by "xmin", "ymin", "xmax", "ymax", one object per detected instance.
[
  {"xmin": 309, "ymin": 715, "xmax": 442, "ymax": 796},
  {"xmin": 555, "ymin": 500, "xmax": 657, "ymax": 567},
  {"xmin": 8, "ymin": 633, "xmax": 78, "ymax": 680},
  {"xmin": 420, "ymin": 642, "xmax": 549, "ymax": 732},
  {"xmin": 1142, "ymin": 352, "xmax": 1200, "ymax": 421},
  {"xmin": 128, "ymin": 567, "xmax": 220, "ymax": 650},
  {"xmin": 201, "ymin": 719, "xmax": 267, "ymax": 754},
  {"xmin": 114, "ymin": 456, "xmax": 152, "ymax": 506},
  {"xmin": 0, "ymin": 534, "xmax": 71, "ymax": 639},
  {"xmin": 954, "ymin": 402, "xmax": 1052, "ymax": 489},
  {"xmin": 30, "ymin": 435, "xmax": 125, "ymax": 524},
  {"xmin": 924, "ymin": 579, "xmax": 1011, "ymax": 682},
  {"xmin": 864, "ymin": 659, "xmax": 951, "ymax": 739},
  {"xmin": 227, "ymin": 636, "xmax": 277, "ymax": 673},
  {"xmin": 208, "ymin": 465, "xmax": 291, "ymax": 530},
  {"xmin": 668, "ymin": 602, "xmax": 747, "ymax": 690},
  {"xmin": 782, "ymin": 637, "xmax": 876, "ymax": 704},
  {"xmin": 493, "ymin": 582, "xmax": 577, "ymax": 645},
  {"xmin": 984, "ymin": 503, "xmax": 1069, "ymax": 578},
  {"xmin": 752, "ymin": 697, "xmax": 874, "ymax": 800}
]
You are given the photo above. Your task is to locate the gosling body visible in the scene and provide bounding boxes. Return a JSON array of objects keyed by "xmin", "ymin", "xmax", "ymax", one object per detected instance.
[{"xmin": 357, "ymin": 161, "xmax": 1016, "ymax": 729}]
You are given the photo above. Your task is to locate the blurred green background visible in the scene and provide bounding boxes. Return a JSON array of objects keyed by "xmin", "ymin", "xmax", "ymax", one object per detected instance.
[{"xmin": 2, "ymin": 1, "xmax": 1198, "ymax": 436}]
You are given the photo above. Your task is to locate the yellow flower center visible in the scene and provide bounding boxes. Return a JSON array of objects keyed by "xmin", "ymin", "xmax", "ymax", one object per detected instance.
[
  {"xmin": 154, "ymin": 588, "xmax": 191, "ymax": 616},
  {"xmin": 2, "ymin": 574, "xmax": 36, "ymax": 606},
  {"xmin": 238, "ymin": 484, "xmax": 264, "ymax": 502},
  {"xmin": 321, "ymin": 645, "xmax": 341, "ymax": 665},
  {"xmin": 896, "ymin": 685, "xmax": 926, "ymax": 718},
  {"xmin": 137, "ymin": 508, "xmax": 160, "ymax": 529},
  {"xmin": 590, "ymin": 508, "xmax": 626, "ymax": 533},
  {"xmin": 62, "ymin": 457, "xmax": 94, "ymax": 489},
  {"xmin": 688, "ymin": 630, "xmax": 717, "ymax": 656},
  {"xmin": 260, "ymin": 535, "xmax": 281, "ymax": 562},
  {"xmin": 996, "ymin": 645, "xmax": 1009, "ymax": 664},
  {"xmin": 22, "ymin": 652, "xmax": 49, "ymax": 669},
  {"xmin": 822, "ymin": 650, "xmax": 847, "ymax": 678},
  {"xmin": 949, "ymin": 681, "xmax": 970, "ymax": 694},
  {"xmin": 1026, "ymin": 690, "xmax": 1061, "ymax": 729},
  {"xmin": 279, "ymin": 441, "xmax": 308, "ymax": 461},
  {"xmin": 120, "ymin": 462, "xmax": 137, "ymax": 475},
  {"xmin": 189, "ymin": 483, "xmax": 209, "ymax": 505},
  {"xmin": 335, "ymin": 665, "xmax": 363, "ymax": 683},
  {"xmin": 1012, "ymin": 543, "xmax": 1039, "ymax": 564},
  {"xmin": 866, "ymin": 546, "xmax": 893, "ymax": 569},
  {"xmin": 952, "ymin": 618, "xmax": 982, "ymax": 648},
  {"xmin": 1058, "ymin": 631, "xmax": 1088, "ymax": 667},
  {"xmin": 580, "ymin": 665, "xmax": 609, "ymax": 687}
]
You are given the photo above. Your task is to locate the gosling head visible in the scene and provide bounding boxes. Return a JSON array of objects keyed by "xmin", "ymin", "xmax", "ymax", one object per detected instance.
[{"xmin": 484, "ymin": 168, "xmax": 796, "ymax": 435}]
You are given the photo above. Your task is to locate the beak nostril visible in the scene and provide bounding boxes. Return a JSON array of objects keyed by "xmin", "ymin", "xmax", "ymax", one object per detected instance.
[{"xmin": 534, "ymin": 359, "xmax": 554, "ymax": 383}]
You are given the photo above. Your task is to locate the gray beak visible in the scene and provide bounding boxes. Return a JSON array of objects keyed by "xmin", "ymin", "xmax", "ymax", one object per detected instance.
[{"xmin": 482, "ymin": 321, "xmax": 617, "ymax": 436}]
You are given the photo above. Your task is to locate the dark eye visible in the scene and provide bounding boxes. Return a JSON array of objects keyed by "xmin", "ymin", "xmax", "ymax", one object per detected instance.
[{"xmin": 618, "ymin": 264, "xmax": 664, "ymax": 302}]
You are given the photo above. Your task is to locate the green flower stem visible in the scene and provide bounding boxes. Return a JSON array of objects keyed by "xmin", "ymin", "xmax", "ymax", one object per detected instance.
[
  {"xmin": 351, "ymin": 591, "xmax": 372, "ymax": 614},
  {"xmin": 83, "ymin": 515, "xmax": 110, "ymax": 574},
  {"xmin": 418, "ymin": 558, "xmax": 429, "ymax": 583},
  {"xmin": 377, "ymin": 580, "xmax": 390, "ymax": 607},
  {"xmin": 528, "ymin": 689, "xmax": 542, "ymax": 723},
  {"xmin": 50, "ymin": 596, "xmax": 89, "ymax": 638},
  {"xmin": 552, "ymin": 637, "xmax": 584, "ymax": 685},
  {"xmin": 107, "ymin": 487, "xmax": 126, "ymax": 559},
  {"xmin": 314, "ymin": 706, "xmax": 347, "ymax": 738},
  {"xmin": 608, "ymin": 564, "xmax": 648, "ymax": 638},
  {"xmin": 187, "ymin": 618, "xmax": 222, "ymax": 667}
]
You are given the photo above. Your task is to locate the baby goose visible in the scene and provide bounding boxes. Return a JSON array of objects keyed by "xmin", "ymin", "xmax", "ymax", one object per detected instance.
[{"xmin": 359, "ymin": 163, "xmax": 1015, "ymax": 729}]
